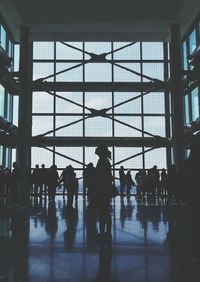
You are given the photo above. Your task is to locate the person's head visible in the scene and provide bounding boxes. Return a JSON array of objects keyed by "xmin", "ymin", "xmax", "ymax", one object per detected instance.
[
  {"xmin": 120, "ymin": 166, "xmax": 124, "ymax": 170},
  {"xmin": 87, "ymin": 162, "xmax": 94, "ymax": 168},
  {"xmin": 50, "ymin": 164, "xmax": 57, "ymax": 170},
  {"xmin": 13, "ymin": 162, "xmax": 17, "ymax": 168},
  {"xmin": 95, "ymin": 144, "xmax": 111, "ymax": 159},
  {"xmin": 35, "ymin": 164, "xmax": 39, "ymax": 169},
  {"xmin": 41, "ymin": 164, "xmax": 45, "ymax": 168}
]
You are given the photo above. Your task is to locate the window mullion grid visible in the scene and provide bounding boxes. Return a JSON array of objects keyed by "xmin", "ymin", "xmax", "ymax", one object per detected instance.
[
  {"xmin": 83, "ymin": 41, "xmax": 85, "ymax": 173},
  {"xmin": 140, "ymin": 42, "xmax": 145, "ymax": 170},
  {"xmin": 53, "ymin": 41, "xmax": 56, "ymax": 165}
]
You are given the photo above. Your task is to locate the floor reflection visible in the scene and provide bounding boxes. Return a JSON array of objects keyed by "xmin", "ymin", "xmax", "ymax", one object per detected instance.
[{"xmin": 0, "ymin": 195, "xmax": 199, "ymax": 281}]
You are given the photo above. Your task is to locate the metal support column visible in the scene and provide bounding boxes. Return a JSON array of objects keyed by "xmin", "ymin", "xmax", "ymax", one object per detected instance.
[
  {"xmin": 170, "ymin": 24, "xmax": 185, "ymax": 170},
  {"xmin": 17, "ymin": 26, "xmax": 32, "ymax": 206}
]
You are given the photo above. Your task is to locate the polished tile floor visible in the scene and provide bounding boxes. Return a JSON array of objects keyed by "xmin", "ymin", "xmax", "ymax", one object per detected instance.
[{"xmin": 0, "ymin": 196, "xmax": 199, "ymax": 282}]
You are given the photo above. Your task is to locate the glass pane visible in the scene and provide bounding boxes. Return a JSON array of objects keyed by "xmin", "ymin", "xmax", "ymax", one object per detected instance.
[
  {"xmin": 33, "ymin": 63, "xmax": 54, "ymax": 81},
  {"xmin": 7, "ymin": 93, "xmax": 12, "ymax": 121},
  {"xmin": 33, "ymin": 92, "xmax": 54, "ymax": 113},
  {"xmin": 114, "ymin": 92, "xmax": 141, "ymax": 114},
  {"xmin": 56, "ymin": 92, "xmax": 83, "ymax": 113},
  {"xmin": 113, "ymin": 42, "xmax": 140, "ymax": 60},
  {"xmin": 85, "ymin": 117, "xmax": 112, "ymax": 136},
  {"xmin": 115, "ymin": 116, "xmax": 142, "ymax": 137},
  {"xmin": 32, "ymin": 116, "xmax": 54, "ymax": 136},
  {"xmin": 55, "ymin": 116, "xmax": 83, "ymax": 136},
  {"xmin": 183, "ymin": 41, "xmax": 188, "ymax": 70},
  {"xmin": 143, "ymin": 92, "xmax": 165, "ymax": 114},
  {"xmin": 8, "ymin": 40, "xmax": 12, "ymax": 57},
  {"xmin": 114, "ymin": 63, "xmax": 141, "ymax": 82},
  {"xmin": 56, "ymin": 42, "xmax": 83, "ymax": 60},
  {"xmin": 13, "ymin": 96, "xmax": 19, "ymax": 126},
  {"xmin": 56, "ymin": 63, "xmax": 83, "ymax": 82},
  {"xmin": 85, "ymin": 42, "xmax": 112, "ymax": 60},
  {"xmin": 0, "ymin": 85, "xmax": 5, "ymax": 116},
  {"xmin": 85, "ymin": 147, "xmax": 99, "ymax": 167},
  {"xmin": 55, "ymin": 147, "xmax": 83, "ymax": 168},
  {"xmin": 0, "ymin": 25, "xmax": 6, "ymax": 50},
  {"xmin": 85, "ymin": 63, "xmax": 112, "ymax": 82},
  {"xmin": 31, "ymin": 147, "xmax": 53, "ymax": 168},
  {"xmin": 184, "ymin": 95, "xmax": 190, "ymax": 124},
  {"xmin": 142, "ymin": 63, "xmax": 164, "ymax": 82},
  {"xmin": 114, "ymin": 147, "xmax": 143, "ymax": 169},
  {"xmin": 33, "ymin": 42, "xmax": 54, "ymax": 59},
  {"xmin": 14, "ymin": 44, "xmax": 20, "ymax": 72},
  {"xmin": 189, "ymin": 30, "xmax": 197, "ymax": 54},
  {"xmin": 191, "ymin": 88, "xmax": 199, "ymax": 121},
  {"xmin": 144, "ymin": 116, "xmax": 166, "ymax": 137},
  {"xmin": 11, "ymin": 148, "xmax": 16, "ymax": 165},
  {"xmin": 145, "ymin": 148, "xmax": 167, "ymax": 169},
  {"xmin": 142, "ymin": 42, "xmax": 163, "ymax": 60},
  {"xmin": 85, "ymin": 92, "xmax": 112, "ymax": 113}
]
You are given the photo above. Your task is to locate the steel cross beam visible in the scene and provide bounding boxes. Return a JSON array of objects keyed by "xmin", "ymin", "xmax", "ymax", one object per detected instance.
[
  {"xmin": 34, "ymin": 41, "xmax": 163, "ymax": 84},
  {"xmin": 111, "ymin": 147, "xmax": 156, "ymax": 167},
  {"xmin": 41, "ymin": 146, "xmax": 85, "ymax": 166},
  {"xmin": 35, "ymin": 116, "xmax": 91, "ymax": 137},
  {"xmin": 60, "ymin": 41, "xmax": 137, "ymax": 58}
]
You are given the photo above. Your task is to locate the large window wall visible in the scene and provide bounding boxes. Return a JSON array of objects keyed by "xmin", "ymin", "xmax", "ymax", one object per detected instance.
[
  {"xmin": 31, "ymin": 41, "xmax": 171, "ymax": 180},
  {"xmin": 0, "ymin": 21, "xmax": 14, "ymax": 166},
  {"xmin": 182, "ymin": 18, "xmax": 200, "ymax": 125}
]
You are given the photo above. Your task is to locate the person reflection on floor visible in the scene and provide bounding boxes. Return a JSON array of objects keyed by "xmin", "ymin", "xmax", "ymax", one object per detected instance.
[
  {"xmin": 63, "ymin": 204, "xmax": 78, "ymax": 251},
  {"xmin": 96, "ymin": 212, "xmax": 113, "ymax": 282},
  {"xmin": 45, "ymin": 201, "xmax": 58, "ymax": 240}
]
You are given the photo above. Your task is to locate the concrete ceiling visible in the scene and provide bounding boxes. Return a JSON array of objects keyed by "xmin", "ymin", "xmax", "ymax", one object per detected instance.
[{"xmin": 0, "ymin": 0, "xmax": 200, "ymax": 41}]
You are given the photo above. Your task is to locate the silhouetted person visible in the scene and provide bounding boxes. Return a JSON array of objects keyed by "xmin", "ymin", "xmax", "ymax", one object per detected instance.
[
  {"xmin": 40, "ymin": 164, "xmax": 48, "ymax": 196},
  {"xmin": 86, "ymin": 162, "xmax": 96, "ymax": 203},
  {"xmin": 125, "ymin": 170, "xmax": 135, "ymax": 197},
  {"xmin": 60, "ymin": 166, "xmax": 70, "ymax": 197},
  {"xmin": 119, "ymin": 166, "xmax": 126, "ymax": 197},
  {"xmin": 61, "ymin": 165, "xmax": 77, "ymax": 208},
  {"xmin": 95, "ymin": 144, "xmax": 113, "ymax": 238},
  {"xmin": 160, "ymin": 168, "xmax": 168, "ymax": 197},
  {"xmin": 135, "ymin": 169, "xmax": 142, "ymax": 196},
  {"xmin": 47, "ymin": 165, "xmax": 59, "ymax": 201},
  {"xmin": 32, "ymin": 164, "xmax": 40, "ymax": 196}
]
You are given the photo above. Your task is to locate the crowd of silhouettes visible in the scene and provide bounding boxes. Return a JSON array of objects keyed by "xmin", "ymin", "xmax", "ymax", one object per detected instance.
[{"xmin": 0, "ymin": 158, "xmax": 180, "ymax": 207}]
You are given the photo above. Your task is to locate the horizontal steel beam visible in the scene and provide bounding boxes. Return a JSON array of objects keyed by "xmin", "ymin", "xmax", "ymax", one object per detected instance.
[
  {"xmin": 31, "ymin": 136, "xmax": 171, "ymax": 147},
  {"xmin": 0, "ymin": 135, "xmax": 171, "ymax": 148},
  {"xmin": 32, "ymin": 81, "xmax": 167, "ymax": 92}
]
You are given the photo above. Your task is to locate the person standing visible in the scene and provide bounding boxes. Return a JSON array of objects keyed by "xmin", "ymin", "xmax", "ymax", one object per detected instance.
[
  {"xmin": 125, "ymin": 170, "xmax": 135, "ymax": 197},
  {"xmin": 95, "ymin": 144, "xmax": 113, "ymax": 239},
  {"xmin": 119, "ymin": 166, "xmax": 126, "ymax": 197}
]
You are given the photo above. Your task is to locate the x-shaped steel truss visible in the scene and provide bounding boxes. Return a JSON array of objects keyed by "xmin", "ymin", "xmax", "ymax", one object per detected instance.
[{"xmin": 34, "ymin": 42, "xmax": 168, "ymax": 167}]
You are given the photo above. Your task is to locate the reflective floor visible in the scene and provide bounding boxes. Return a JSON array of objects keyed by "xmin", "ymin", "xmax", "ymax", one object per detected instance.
[{"xmin": 0, "ymin": 196, "xmax": 199, "ymax": 282}]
